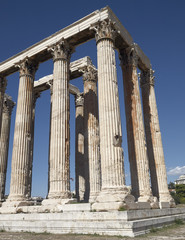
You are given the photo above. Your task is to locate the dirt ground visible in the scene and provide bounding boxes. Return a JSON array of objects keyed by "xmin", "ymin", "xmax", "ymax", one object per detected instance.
[{"xmin": 0, "ymin": 224, "xmax": 185, "ymax": 240}]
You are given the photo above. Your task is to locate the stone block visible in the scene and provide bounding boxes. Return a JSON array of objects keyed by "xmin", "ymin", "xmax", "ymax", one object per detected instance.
[
  {"xmin": 137, "ymin": 202, "xmax": 151, "ymax": 209},
  {"xmin": 42, "ymin": 198, "xmax": 76, "ymax": 206},
  {"xmin": 92, "ymin": 202, "xmax": 124, "ymax": 211},
  {"xmin": 159, "ymin": 202, "xmax": 170, "ymax": 209},
  {"xmin": 62, "ymin": 203, "xmax": 91, "ymax": 212},
  {"xmin": 0, "ymin": 208, "xmax": 185, "ymax": 237}
]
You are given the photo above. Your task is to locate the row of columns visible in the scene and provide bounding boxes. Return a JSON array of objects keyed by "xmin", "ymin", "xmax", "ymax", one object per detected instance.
[{"xmin": 0, "ymin": 19, "xmax": 173, "ymax": 209}]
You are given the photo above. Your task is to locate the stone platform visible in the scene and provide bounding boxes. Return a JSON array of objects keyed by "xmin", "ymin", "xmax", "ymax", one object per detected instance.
[{"xmin": 0, "ymin": 206, "xmax": 185, "ymax": 237}]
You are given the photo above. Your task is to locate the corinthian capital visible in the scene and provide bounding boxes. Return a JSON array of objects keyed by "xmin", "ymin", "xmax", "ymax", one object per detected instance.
[
  {"xmin": 15, "ymin": 57, "xmax": 39, "ymax": 77},
  {"xmin": 119, "ymin": 46, "xmax": 139, "ymax": 68},
  {"xmin": 79, "ymin": 65, "xmax": 97, "ymax": 83},
  {"xmin": 75, "ymin": 94, "xmax": 84, "ymax": 107},
  {"xmin": 0, "ymin": 76, "xmax": 7, "ymax": 92},
  {"xmin": 48, "ymin": 38, "xmax": 74, "ymax": 62},
  {"xmin": 90, "ymin": 20, "xmax": 117, "ymax": 44},
  {"xmin": 140, "ymin": 69, "xmax": 155, "ymax": 87},
  {"xmin": 3, "ymin": 94, "xmax": 15, "ymax": 115}
]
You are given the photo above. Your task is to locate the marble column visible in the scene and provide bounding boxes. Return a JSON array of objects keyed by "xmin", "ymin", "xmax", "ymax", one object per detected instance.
[
  {"xmin": 8, "ymin": 58, "xmax": 38, "ymax": 203},
  {"xmin": 0, "ymin": 77, "xmax": 7, "ymax": 135},
  {"xmin": 47, "ymin": 38, "xmax": 72, "ymax": 200},
  {"xmin": 140, "ymin": 69, "xmax": 175, "ymax": 207},
  {"xmin": 0, "ymin": 95, "xmax": 15, "ymax": 202},
  {"xmin": 81, "ymin": 65, "xmax": 101, "ymax": 203},
  {"xmin": 75, "ymin": 94, "xmax": 85, "ymax": 202},
  {"xmin": 119, "ymin": 47, "xmax": 155, "ymax": 205},
  {"xmin": 27, "ymin": 92, "xmax": 41, "ymax": 199},
  {"xmin": 47, "ymin": 80, "xmax": 53, "ymax": 196},
  {"xmin": 90, "ymin": 20, "xmax": 135, "ymax": 210}
]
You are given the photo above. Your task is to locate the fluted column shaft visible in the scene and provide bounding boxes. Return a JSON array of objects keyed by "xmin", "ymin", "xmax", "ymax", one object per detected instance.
[
  {"xmin": 47, "ymin": 80, "xmax": 53, "ymax": 195},
  {"xmin": 140, "ymin": 70, "xmax": 173, "ymax": 204},
  {"xmin": 82, "ymin": 66, "xmax": 101, "ymax": 202},
  {"xmin": 75, "ymin": 94, "xmax": 85, "ymax": 202},
  {"xmin": 120, "ymin": 47, "xmax": 152, "ymax": 202},
  {"xmin": 48, "ymin": 39, "xmax": 72, "ymax": 199},
  {"xmin": 0, "ymin": 95, "xmax": 15, "ymax": 201},
  {"xmin": 0, "ymin": 77, "xmax": 7, "ymax": 135},
  {"xmin": 8, "ymin": 58, "xmax": 38, "ymax": 201},
  {"xmin": 27, "ymin": 92, "xmax": 40, "ymax": 198},
  {"xmin": 91, "ymin": 21, "xmax": 127, "ymax": 197}
]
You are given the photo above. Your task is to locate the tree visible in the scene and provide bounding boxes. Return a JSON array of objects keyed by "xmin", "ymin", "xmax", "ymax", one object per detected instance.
[
  {"xmin": 170, "ymin": 191, "xmax": 180, "ymax": 204},
  {"xmin": 176, "ymin": 184, "xmax": 185, "ymax": 204},
  {"xmin": 168, "ymin": 182, "xmax": 175, "ymax": 189}
]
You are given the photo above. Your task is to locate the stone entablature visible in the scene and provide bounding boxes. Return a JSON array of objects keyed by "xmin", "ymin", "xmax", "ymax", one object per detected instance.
[
  {"xmin": 34, "ymin": 57, "xmax": 93, "ymax": 95},
  {"xmin": 0, "ymin": 7, "xmax": 150, "ymax": 77}
]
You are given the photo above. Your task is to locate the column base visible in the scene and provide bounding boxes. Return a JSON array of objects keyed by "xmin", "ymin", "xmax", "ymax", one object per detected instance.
[
  {"xmin": 138, "ymin": 195, "xmax": 159, "ymax": 209},
  {"xmin": 2, "ymin": 200, "xmax": 34, "ymax": 208},
  {"xmin": 89, "ymin": 192, "xmax": 100, "ymax": 203},
  {"xmin": 42, "ymin": 198, "xmax": 76, "ymax": 206},
  {"xmin": 1, "ymin": 194, "xmax": 34, "ymax": 210},
  {"xmin": 159, "ymin": 194, "xmax": 176, "ymax": 208},
  {"xmin": 47, "ymin": 191, "xmax": 72, "ymax": 200},
  {"xmin": 92, "ymin": 187, "xmax": 138, "ymax": 211}
]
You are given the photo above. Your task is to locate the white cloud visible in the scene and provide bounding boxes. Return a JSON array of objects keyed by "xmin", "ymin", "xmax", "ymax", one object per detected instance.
[{"xmin": 167, "ymin": 166, "xmax": 185, "ymax": 176}]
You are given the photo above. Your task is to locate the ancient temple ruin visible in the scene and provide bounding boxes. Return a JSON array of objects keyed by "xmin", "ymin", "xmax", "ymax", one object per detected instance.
[{"xmin": 0, "ymin": 6, "xmax": 184, "ymax": 237}]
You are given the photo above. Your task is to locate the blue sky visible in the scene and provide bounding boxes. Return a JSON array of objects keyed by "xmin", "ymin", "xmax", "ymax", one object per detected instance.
[{"xmin": 1, "ymin": 0, "xmax": 185, "ymax": 197}]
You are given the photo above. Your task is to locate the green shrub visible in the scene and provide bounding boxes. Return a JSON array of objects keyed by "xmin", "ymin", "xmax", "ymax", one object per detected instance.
[
  {"xmin": 174, "ymin": 219, "xmax": 184, "ymax": 225},
  {"xmin": 118, "ymin": 206, "xmax": 126, "ymax": 211},
  {"xmin": 170, "ymin": 191, "xmax": 180, "ymax": 204},
  {"xmin": 180, "ymin": 197, "xmax": 185, "ymax": 204},
  {"xmin": 150, "ymin": 227, "xmax": 157, "ymax": 233}
]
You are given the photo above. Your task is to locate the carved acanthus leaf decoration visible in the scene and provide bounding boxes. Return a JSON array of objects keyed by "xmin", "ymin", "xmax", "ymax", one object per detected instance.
[
  {"xmin": 90, "ymin": 20, "xmax": 117, "ymax": 43},
  {"xmin": 48, "ymin": 38, "xmax": 74, "ymax": 62},
  {"xmin": 79, "ymin": 65, "xmax": 97, "ymax": 82},
  {"xmin": 15, "ymin": 57, "xmax": 39, "ymax": 77},
  {"xmin": 3, "ymin": 94, "xmax": 15, "ymax": 115},
  {"xmin": 119, "ymin": 46, "xmax": 139, "ymax": 67}
]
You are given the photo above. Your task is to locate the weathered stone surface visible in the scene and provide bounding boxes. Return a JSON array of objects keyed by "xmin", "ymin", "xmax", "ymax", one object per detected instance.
[
  {"xmin": 0, "ymin": 208, "xmax": 185, "ymax": 237},
  {"xmin": 27, "ymin": 92, "xmax": 40, "ymax": 199},
  {"xmin": 91, "ymin": 20, "xmax": 135, "ymax": 210},
  {"xmin": 81, "ymin": 65, "xmax": 101, "ymax": 203},
  {"xmin": 47, "ymin": 39, "xmax": 72, "ymax": 200},
  {"xmin": 0, "ymin": 77, "xmax": 6, "ymax": 135},
  {"xmin": 75, "ymin": 94, "xmax": 85, "ymax": 202},
  {"xmin": 140, "ymin": 69, "xmax": 175, "ymax": 207},
  {"xmin": 7, "ymin": 58, "xmax": 38, "ymax": 203},
  {"xmin": 62, "ymin": 203, "xmax": 91, "ymax": 212},
  {"xmin": 0, "ymin": 95, "xmax": 15, "ymax": 201},
  {"xmin": 0, "ymin": 8, "xmax": 174, "ymax": 233},
  {"xmin": 120, "ymin": 46, "xmax": 155, "ymax": 206}
]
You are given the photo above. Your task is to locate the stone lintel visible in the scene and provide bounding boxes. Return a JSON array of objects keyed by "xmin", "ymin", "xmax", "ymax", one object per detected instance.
[
  {"xmin": 106, "ymin": 6, "xmax": 133, "ymax": 46},
  {"xmin": 0, "ymin": 7, "xmax": 149, "ymax": 77},
  {"xmin": 34, "ymin": 56, "xmax": 94, "ymax": 95},
  {"xmin": 0, "ymin": 8, "xmax": 109, "ymax": 76},
  {"xmin": 134, "ymin": 43, "xmax": 151, "ymax": 70},
  {"xmin": 34, "ymin": 76, "xmax": 80, "ymax": 96}
]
